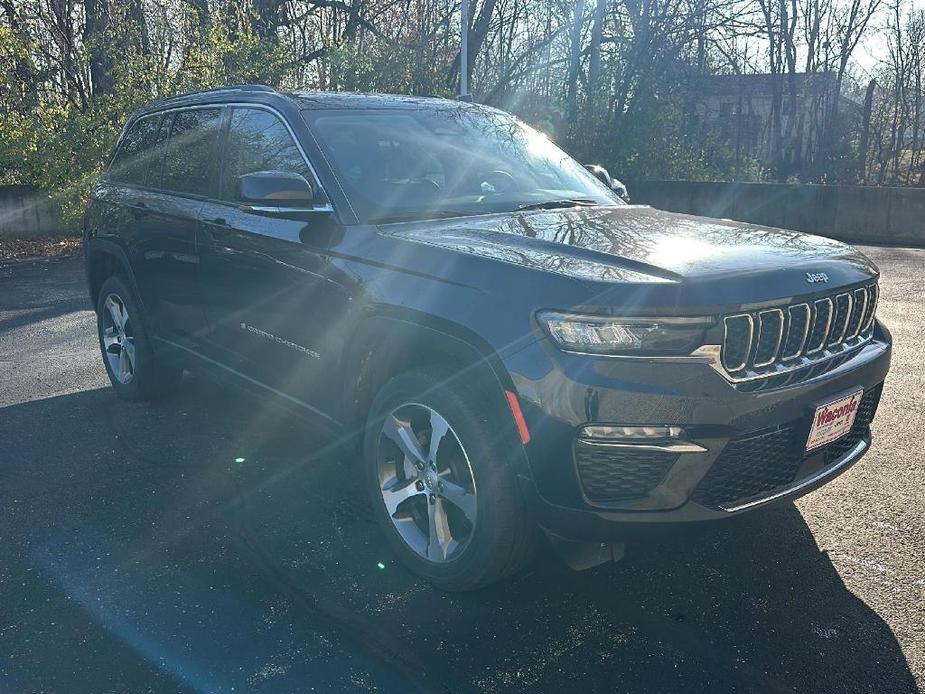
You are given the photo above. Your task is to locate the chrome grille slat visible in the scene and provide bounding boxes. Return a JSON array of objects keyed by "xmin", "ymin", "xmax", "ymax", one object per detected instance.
[
  {"xmin": 846, "ymin": 287, "xmax": 868, "ymax": 339},
  {"xmin": 722, "ymin": 314, "xmax": 753, "ymax": 372},
  {"xmin": 753, "ymin": 309, "xmax": 784, "ymax": 367},
  {"xmin": 781, "ymin": 303, "xmax": 810, "ymax": 360},
  {"xmin": 719, "ymin": 282, "xmax": 878, "ymax": 383},
  {"xmin": 806, "ymin": 298, "xmax": 833, "ymax": 354},
  {"xmin": 861, "ymin": 285, "xmax": 878, "ymax": 333},
  {"xmin": 828, "ymin": 292, "xmax": 851, "ymax": 346}
]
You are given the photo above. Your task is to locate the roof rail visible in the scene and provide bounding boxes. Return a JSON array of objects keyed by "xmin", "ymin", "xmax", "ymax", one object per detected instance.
[{"xmin": 150, "ymin": 84, "xmax": 277, "ymax": 106}]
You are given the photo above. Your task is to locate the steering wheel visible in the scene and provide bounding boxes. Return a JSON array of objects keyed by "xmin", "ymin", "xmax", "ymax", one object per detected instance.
[
  {"xmin": 479, "ymin": 170, "xmax": 516, "ymax": 194},
  {"xmin": 404, "ymin": 178, "xmax": 441, "ymax": 192}
]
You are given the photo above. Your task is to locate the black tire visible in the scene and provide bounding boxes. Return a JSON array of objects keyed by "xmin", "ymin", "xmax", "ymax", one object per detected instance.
[
  {"xmin": 95, "ymin": 275, "xmax": 182, "ymax": 401},
  {"xmin": 364, "ymin": 367, "xmax": 537, "ymax": 591}
]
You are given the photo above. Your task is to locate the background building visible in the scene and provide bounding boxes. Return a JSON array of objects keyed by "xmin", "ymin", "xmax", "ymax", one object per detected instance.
[{"xmin": 691, "ymin": 73, "xmax": 862, "ymax": 180}]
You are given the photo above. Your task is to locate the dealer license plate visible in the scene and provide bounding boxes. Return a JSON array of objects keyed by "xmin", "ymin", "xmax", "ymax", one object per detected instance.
[{"xmin": 806, "ymin": 389, "xmax": 863, "ymax": 452}]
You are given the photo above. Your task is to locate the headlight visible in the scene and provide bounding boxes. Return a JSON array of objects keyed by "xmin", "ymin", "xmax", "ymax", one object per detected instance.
[{"xmin": 538, "ymin": 311, "xmax": 714, "ymax": 356}]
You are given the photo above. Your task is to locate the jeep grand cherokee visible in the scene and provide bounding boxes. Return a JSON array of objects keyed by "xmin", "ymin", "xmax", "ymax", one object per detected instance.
[{"xmin": 84, "ymin": 85, "xmax": 891, "ymax": 590}]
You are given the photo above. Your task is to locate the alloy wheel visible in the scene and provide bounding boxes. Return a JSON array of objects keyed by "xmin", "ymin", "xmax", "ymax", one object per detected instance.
[
  {"xmin": 376, "ymin": 403, "xmax": 477, "ymax": 563},
  {"xmin": 101, "ymin": 293, "xmax": 136, "ymax": 385}
]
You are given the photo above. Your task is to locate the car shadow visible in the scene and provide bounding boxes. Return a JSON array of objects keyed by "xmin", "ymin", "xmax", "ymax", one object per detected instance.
[
  {"xmin": 0, "ymin": 378, "xmax": 916, "ymax": 693},
  {"xmin": 0, "ymin": 256, "xmax": 89, "ymax": 332},
  {"xmin": 0, "ymin": 297, "xmax": 88, "ymax": 333}
]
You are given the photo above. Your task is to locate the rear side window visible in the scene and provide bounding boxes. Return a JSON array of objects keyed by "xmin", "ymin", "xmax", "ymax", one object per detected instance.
[
  {"xmin": 108, "ymin": 115, "xmax": 162, "ymax": 186},
  {"xmin": 161, "ymin": 108, "xmax": 223, "ymax": 196},
  {"xmin": 142, "ymin": 113, "xmax": 174, "ymax": 189},
  {"xmin": 221, "ymin": 108, "xmax": 313, "ymax": 201}
]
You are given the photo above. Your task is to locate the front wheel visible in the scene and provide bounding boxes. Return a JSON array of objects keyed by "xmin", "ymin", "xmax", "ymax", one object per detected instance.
[{"xmin": 364, "ymin": 368, "xmax": 536, "ymax": 591}]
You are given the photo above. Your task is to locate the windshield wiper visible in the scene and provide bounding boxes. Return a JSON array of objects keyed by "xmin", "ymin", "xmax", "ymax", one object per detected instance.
[
  {"xmin": 514, "ymin": 198, "xmax": 599, "ymax": 212},
  {"xmin": 368, "ymin": 210, "xmax": 473, "ymax": 224}
]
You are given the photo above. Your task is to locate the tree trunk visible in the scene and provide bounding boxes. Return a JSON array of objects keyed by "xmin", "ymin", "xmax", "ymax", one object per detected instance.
[
  {"xmin": 128, "ymin": 0, "xmax": 148, "ymax": 56},
  {"xmin": 82, "ymin": 0, "xmax": 149, "ymax": 96},
  {"xmin": 0, "ymin": 0, "xmax": 38, "ymax": 107},
  {"xmin": 251, "ymin": 0, "xmax": 286, "ymax": 40},
  {"xmin": 83, "ymin": 0, "xmax": 114, "ymax": 96},
  {"xmin": 181, "ymin": 0, "xmax": 211, "ymax": 39},
  {"xmin": 566, "ymin": 0, "xmax": 586, "ymax": 126},
  {"xmin": 588, "ymin": 0, "xmax": 606, "ymax": 89}
]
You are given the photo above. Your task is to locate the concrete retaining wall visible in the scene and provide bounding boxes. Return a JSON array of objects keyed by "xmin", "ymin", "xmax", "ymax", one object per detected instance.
[
  {"xmin": 628, "ymin": 180, "xmax": 925, "ymax": 247},
  {"xmin": 2, "ymin": 180, "xmax": 923, "ymax": 246},
  {"xmin": 0, "ymin": 186, "xmax": 65, "ymax": 238}
]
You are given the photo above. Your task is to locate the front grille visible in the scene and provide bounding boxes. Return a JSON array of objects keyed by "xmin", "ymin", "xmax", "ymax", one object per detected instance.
[
  {"xmin": 721, "ymin": 283, "xmax": 878, "ymax": 381},
  {"xmin": 574, "ymin": 441, "xmax": 677, "ymax": 502},
  {"xmin": 691, "ymin": 386, "xmax": 882, "ymax": 510}
]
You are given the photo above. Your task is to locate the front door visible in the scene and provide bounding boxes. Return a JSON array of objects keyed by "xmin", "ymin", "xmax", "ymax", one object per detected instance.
[{"xmin": 197, "ymin": 106, "xmax": 350, "ymax": 422}]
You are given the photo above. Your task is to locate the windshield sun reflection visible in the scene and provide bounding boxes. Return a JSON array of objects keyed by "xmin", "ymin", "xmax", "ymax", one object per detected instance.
[{"xmin": 302, "ymin": 104, "xmax": 623, "ymax": 224}]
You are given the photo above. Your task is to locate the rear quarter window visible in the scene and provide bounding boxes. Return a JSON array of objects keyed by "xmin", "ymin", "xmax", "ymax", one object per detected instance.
[{"xmin": 107, "ymin": 115, "xmax": 162, "ymax": 186}]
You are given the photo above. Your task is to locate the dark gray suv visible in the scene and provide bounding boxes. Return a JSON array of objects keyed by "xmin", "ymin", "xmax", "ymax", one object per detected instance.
[{"xmin": 84, "ymin": 85, "xmax": 891, "ymax": 590}]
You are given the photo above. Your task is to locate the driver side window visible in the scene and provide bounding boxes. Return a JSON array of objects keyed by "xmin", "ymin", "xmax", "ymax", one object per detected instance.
[{"xmin": 221, "ymin": 108, "xmax": 314, "ymax": 202}]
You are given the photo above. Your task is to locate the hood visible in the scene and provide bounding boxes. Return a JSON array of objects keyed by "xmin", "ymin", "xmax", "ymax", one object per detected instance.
[{"xmin": 378, "ymin": 205, "xmax": 878, "ymax": 290}]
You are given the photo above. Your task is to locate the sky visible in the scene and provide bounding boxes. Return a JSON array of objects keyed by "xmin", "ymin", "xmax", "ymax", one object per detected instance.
[{"xmin": 854, "ymin": 0, "xmax": 925, "ymax": 76}]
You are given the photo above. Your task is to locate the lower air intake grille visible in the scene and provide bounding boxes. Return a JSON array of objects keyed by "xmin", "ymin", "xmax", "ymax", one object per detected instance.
[
  {"xmin": 691, "ymin": 386, "xmax": 882, "ymax": 510},
  {"xmin": 574, "ymin": 441, "xmax": 677, "ymax": 502}
]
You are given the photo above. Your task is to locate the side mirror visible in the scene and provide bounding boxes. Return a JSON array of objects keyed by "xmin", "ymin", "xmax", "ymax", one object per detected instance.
[
  {"xmin": 239, "ymin": 170, "xmax": 314, "ymax": 207},
  {"xmin": 610, "ymin": 177, "xmax": 629, "ymax": 203},
  {"xmin": 585, "ymin": 163, "xmax": 613, "ymax": 188},
  {"xmin": 584, "ymin": 164, "xmax": 629, "ymax": 202}
]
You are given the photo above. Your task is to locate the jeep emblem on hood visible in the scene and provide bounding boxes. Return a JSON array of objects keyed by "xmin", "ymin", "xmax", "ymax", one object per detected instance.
[{"xmin": 806, "ymin": 272, "xmax": 829, "ymax": 284}]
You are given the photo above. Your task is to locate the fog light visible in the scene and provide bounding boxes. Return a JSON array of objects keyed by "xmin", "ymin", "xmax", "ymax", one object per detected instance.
[{"xmin": 579, "ymin": 425, "xmax": 684, "ymax": 441}]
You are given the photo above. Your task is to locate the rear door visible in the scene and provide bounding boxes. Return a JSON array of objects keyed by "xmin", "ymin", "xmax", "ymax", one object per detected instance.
[
  {"xmin": 128, "ymin": 107, "xmax": 223, "ymax": 348},
  {"xmin": 89, "ymin": 111, "xmax": 163, "ymax": 290},
  {"xmin": 198, "ymin": 106, "xmax": 349, "ymax": 420}
]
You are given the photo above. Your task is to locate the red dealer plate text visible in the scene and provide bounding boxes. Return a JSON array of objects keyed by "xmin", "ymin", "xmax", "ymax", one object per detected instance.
[{"xmin": 806, "ymin": 389, "xmax": 863, "ymax": 452}]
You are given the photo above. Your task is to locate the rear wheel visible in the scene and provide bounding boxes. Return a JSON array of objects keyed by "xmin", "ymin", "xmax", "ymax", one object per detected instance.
[
  {"xmin": 95, "ymin": 275, "xmax": 181, "ymax": 400},
  {"xmin": 364, "ymin": 368, "xmax": 536, "ymax": 591}
]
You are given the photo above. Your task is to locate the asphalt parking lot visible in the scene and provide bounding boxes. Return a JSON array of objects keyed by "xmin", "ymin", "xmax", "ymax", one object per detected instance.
[{"xmin": 1, "ymin": 246, "xmax": 924, "ymax": 693}]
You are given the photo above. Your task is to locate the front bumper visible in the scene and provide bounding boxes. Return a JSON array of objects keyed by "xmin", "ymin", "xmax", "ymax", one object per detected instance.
[{"xmin": 505, "ymin": 323, "xmax": 891, "ymax": 541}]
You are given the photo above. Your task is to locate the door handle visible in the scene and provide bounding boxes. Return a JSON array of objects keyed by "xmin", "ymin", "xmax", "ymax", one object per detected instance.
[
  {"xmin": 128, "ymin": 202, "xmax": 148, "ymax": 218},
  {"xmin": 210, "ymin": 217, "xmax": 228, "ymax": 226}
]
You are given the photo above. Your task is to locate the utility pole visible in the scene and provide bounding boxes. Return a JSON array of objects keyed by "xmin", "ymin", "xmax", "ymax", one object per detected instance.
[{"xmin": 459, "ymin": 0, "xmax": 472, "ymax": 101}]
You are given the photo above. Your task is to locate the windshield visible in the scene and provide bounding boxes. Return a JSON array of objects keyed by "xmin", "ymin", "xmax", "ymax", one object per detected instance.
[{"xmin": 302, "ymin": 105, "xmax": 623, "ymax": 223}]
